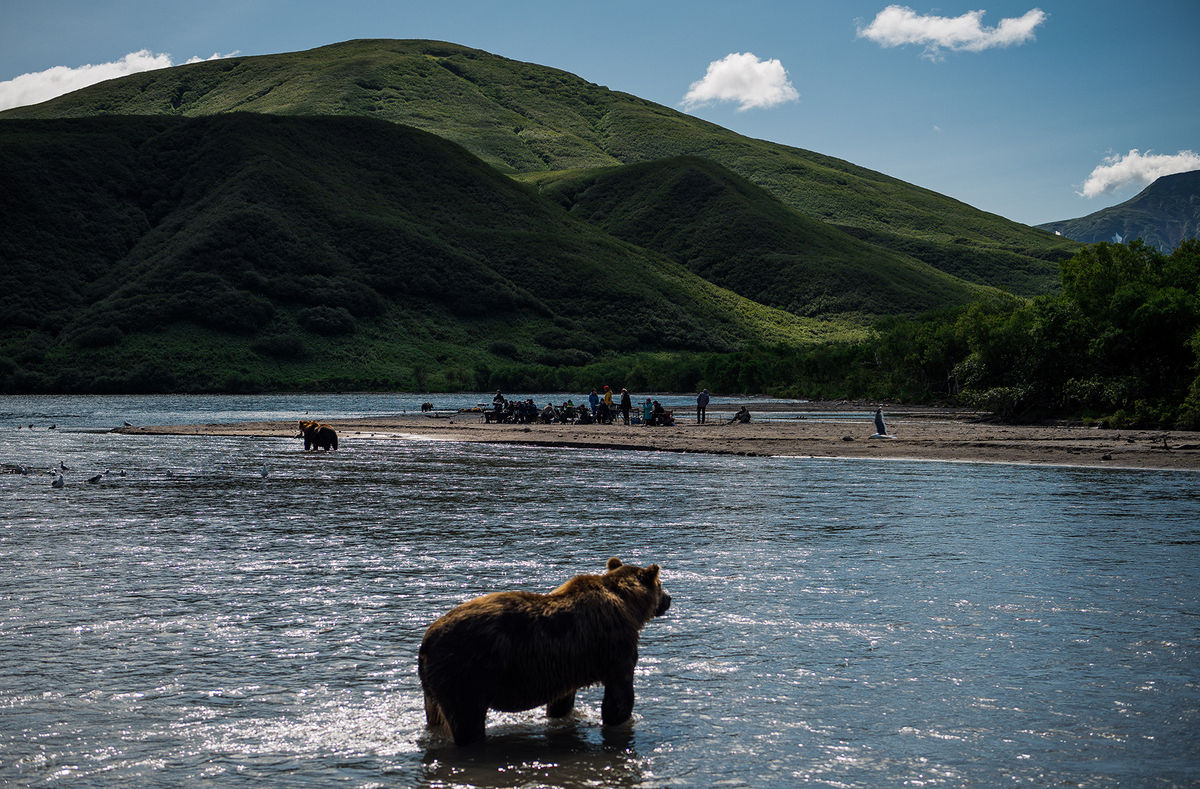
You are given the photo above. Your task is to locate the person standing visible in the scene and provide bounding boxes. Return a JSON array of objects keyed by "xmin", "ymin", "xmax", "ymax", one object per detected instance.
[
  {"xmin": 588, "ymin": 388, "xmax": 600, "ymax": 416},
  {"xmin": 602, "ymin": 385, "xmax": 614, "ymax": 423},
  {"xmin": 696, "ymin": 388, "xmax": 710, "ymax": 424},
  {"xmin": 620, "ymin": 388, "xmax": 632, "ymax": 425}
]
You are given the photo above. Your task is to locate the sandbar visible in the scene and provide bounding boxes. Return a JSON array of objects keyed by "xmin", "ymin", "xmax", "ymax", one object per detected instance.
[{"xmin": 116, "ymin": 403, "xmax": 1200, "ymax": 471}]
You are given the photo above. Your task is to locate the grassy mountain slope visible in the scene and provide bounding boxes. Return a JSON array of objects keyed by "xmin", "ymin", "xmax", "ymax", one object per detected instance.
[
  {"xmin": 1, "ymin": 114, "xmax": 849, "ymax": 393},
  {"xmin": 1038, "ymin": 170, "xmax": 1200, "ymax": 252},
  {"xmin": 2, "ymin": 38, "xmax": 1076, "ymax": 295},
  {"xmin": 529, "ymin": 156, "xmax": 997, "ymax": 316}
]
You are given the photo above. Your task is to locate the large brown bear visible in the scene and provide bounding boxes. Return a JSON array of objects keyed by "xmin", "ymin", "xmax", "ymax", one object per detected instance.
[
  {"xmin": 419, "ymin": 557, "xmax": 671, "ymax": 745},
  {"xmin": 298, "ymin": 420, "xmax": 338, "ymax": 451}
]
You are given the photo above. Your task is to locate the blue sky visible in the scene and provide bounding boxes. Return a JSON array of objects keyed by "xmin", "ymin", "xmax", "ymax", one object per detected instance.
[{"xmin": 1, "ymin": 0, "xmax": 1197, "ymax": 225}]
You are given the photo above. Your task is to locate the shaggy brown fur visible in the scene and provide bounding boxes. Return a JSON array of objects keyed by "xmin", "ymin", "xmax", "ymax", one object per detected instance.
[
  {"xmin": 297, "ymin": 420, "xmax": 338, "ymax": 451},
  {"xmin": 418, "ymin": 557, "xmax": 671, "ymax": 745}
]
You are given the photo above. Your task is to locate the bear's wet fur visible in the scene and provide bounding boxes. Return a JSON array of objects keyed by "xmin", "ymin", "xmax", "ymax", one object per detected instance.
[
  {"xmin": 298, "ymin": 420, "xmax": 338, "ymax": 451},
  {"xmin": 418, "ymin": 557, "xmax": 671, "ymax": 745}
]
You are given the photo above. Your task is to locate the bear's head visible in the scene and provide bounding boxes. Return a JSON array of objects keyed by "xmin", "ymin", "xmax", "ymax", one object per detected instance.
[
  {"xmin": 605, "ymin": 557, "xmax": 671, "ymax": 621},
  {"xmin": 298, "ymin": 420, "xmax": 317, "ymax": 435}
]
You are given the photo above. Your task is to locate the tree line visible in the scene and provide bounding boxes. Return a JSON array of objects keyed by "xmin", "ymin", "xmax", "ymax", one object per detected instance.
[{"xmin": 694, "ymin": 239, "xmax": 1200, "ymax": 428}]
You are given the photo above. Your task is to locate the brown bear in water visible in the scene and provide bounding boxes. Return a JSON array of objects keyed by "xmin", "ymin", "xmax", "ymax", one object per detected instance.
[
  {"xmin": 298, "ymin": 420, "xmax": 338, "ymax": 451},
  {"xmin": 419, "ymin": 557, "xmax": 671, "ymax": 745}
]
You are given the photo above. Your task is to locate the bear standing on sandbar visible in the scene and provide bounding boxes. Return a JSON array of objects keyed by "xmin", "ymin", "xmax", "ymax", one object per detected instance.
[
  {"xmin": 418, "ymin": 557, "xmax": 671, "ymax": 745},
  {"xmin": 298, "ymin": 420, "xmax": 338, "ymax": 451}
]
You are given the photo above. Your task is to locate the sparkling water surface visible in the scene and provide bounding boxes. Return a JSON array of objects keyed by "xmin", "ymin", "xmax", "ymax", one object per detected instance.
[{"xmin": 1, "ymin": 395, "xmax": 1197, "ymax": 787}]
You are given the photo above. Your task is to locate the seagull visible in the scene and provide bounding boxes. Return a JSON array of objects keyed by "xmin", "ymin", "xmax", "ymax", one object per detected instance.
[
  {"xmin": 260, "ymin": 464, "xmax": 269, "ymax": 478},
  {"xmin": 51, "ymin": 474, "xmax": 65, "ymax": 488},
  {"xmin": 87, "ymin": 472, "xmax": 104, "ymax": 484},
  {"xmin": 124, "ymin": 421, "xmax": 133, "ymax": 427},
  {"xmin": 60, "ymin": 461, "xmax": 70, "ymax": 471}
]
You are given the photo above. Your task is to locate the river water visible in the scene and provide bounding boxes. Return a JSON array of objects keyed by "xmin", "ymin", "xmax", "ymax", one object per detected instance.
[{"xmin": 2, "ymin": 395, "xmax": 1198, "ymax": 787}]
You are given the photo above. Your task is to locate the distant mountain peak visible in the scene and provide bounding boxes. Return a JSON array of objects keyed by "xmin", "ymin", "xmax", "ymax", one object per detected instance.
[{"xmin": 1038, "ymin": 170, "xmax": 1200, "ymax": 251}]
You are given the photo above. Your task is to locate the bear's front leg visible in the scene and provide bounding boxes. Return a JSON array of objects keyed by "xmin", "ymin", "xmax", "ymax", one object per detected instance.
[
  {"xmin": 600, "ymin": 674, "xmax": 635, "ymax": 726},
  {"xmin": 546, "ymin": 690, "xmax": 576, "ymax": 718}
]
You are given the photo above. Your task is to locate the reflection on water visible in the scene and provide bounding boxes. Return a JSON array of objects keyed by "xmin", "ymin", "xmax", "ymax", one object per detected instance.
[{"xmin": 1, "ymin": 396, "xmax": 1198, "ymax": 787}]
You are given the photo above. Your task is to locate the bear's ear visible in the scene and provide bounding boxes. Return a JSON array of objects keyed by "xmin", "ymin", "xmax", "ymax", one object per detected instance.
[
  {"xmin": 606, "ymin": 557, "xmax": 623, "ymax": 571},
  {"xmin": 643, "ymin": 564, "xmax": 660, "ymax": 584}
]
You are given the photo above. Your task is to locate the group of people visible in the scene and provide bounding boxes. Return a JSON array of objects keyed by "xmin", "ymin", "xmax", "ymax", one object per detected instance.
[
  {"xmin": 484, "ymin": 387, "xmax": 759, "ymax": 427},
  {"xmin": 488, "ymin": 387, "xmax": 683, "ymax": 426}
]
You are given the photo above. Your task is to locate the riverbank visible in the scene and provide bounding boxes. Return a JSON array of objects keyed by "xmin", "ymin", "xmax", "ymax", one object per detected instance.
[{"xmin": 116, "ymin": 404, "xmax": 1200, "ymax": 471}]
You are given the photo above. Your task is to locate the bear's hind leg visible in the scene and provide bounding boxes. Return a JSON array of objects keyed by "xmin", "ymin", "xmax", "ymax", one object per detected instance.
[
  {"xmin": 546, "ymin": 690, "xmax": 576, "ymax": 718},
  {"xmin": 423, "ymin": 691, "xmax": 444, "ymax": 727},
  {"xmin": 442, "ymin": 700, "xmax": 488, "ymax": 746}
]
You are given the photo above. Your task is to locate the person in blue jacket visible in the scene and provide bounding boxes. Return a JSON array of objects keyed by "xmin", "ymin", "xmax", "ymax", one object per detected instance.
[{"xmin": 696, "ymin": 389, "xmax": 710, "ymax": 424}]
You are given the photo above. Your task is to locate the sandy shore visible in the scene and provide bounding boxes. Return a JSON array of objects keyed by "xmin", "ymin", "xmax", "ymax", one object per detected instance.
[{"xmin": 116, "ymin": 405, "xmax": 1200, "ymax": 471}]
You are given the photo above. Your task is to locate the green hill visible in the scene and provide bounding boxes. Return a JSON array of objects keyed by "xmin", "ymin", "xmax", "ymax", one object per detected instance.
[
  {"xmin": 1038, "ymin": 170, "xmax": 1200, "ymax": 252},
  {"xmin": 0, "ymin": 114, "xmax": 848, "ymax": 393},
  {"xmin": 529, "ymin": 156, "xmax": 996, "ymax": 317},
  {"xmin": 2, "ymin": 38, "xmax": 1076, "ymax": 295}
]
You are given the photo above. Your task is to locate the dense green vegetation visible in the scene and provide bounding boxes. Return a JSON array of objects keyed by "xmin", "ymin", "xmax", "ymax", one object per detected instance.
[
  {"xmin": 692, "ymin": 240, "xmax": 1200, "ymax": 429},
  {"xmin": 1038, "ymin": 170, "xmax": 1200, "ymax": 253},
  {"xmin": 0, "ymin": 114, "xmax": 856, "ymax": 394},
  {"xmin": 529, "ymin": 156, "xmax": 995, "ymax": 317},
  {"xmin": 2, "ymin": 38, "xmax": 1077, "ymax": 296}
]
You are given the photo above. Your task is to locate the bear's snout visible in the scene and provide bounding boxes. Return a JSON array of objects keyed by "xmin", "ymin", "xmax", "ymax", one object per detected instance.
[{"xmin": 655, "ymin": 593, "xmax": 671, "ymax": 617}]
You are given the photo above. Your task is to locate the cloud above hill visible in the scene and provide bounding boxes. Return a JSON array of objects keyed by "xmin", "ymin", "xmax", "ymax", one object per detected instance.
[
  {"xmin": 1079, "ymin": 149, "xmax": 1200, "ymax": 198},
  {"xmin": 858, "ymin": 5, "xmax": 1046, "ymax": 59},
  {"xmin": 681, "ymin": 52, "xmax": 799, "ymax": 111},
  {"xmin": 0, "ymin": 50, "xmax": 236, "ymax": 111}
]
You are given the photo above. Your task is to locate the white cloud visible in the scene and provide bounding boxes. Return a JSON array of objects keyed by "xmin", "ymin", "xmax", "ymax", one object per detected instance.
[
  {"xmin": 857, "ymin": 5, "xmax": 1047, "ymax": 59},
  {"xmin": 681, "ymin": 52, "xmax": 799, "ymax": 112},
  {"xmin": 0, "ymin": 50, "xmax": 237, "ymax": 112},
  {"xmin": 1078, "ymin": 149, "xmax": 1200, "ymax": 198}
]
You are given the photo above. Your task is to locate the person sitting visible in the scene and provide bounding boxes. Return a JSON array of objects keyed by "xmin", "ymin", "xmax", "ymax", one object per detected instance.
[
  {"xmin": 576, "ymin": 407, "xmax": 594, "ymax": 425},
  {"xmin": 648, "ymin": 400, "xmax": 674, "ymax": 426},
  {"xmin": 540, "ymin": 404, "xmax": 556, "ymax": 423},
  {"xmin": 728, "ymin": 406, "xmax": 751, "ymax": 424}
]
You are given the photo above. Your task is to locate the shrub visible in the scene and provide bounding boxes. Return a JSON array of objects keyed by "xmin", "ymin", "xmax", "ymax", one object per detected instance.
[
  {"xmin": 297, "ymin": 306, "xmax": 356, "ymax": 335},
  {"xmin": 488, "ymin": 340, "xmax": 519, "ymax": 359},
  {"xmin": 251, "ymin": 333, "xmax": 309, "ymax": 358},
  {"xmin": 73, "ymin": 325, "xmax": 124, "ymax": 348}
]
